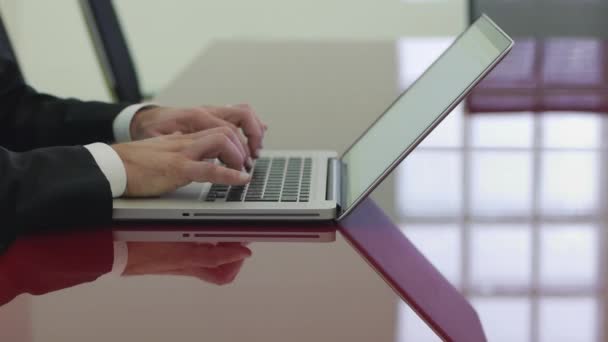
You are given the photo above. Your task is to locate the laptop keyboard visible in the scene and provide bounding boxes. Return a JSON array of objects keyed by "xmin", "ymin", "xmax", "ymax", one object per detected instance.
[{"xmin": 204, "ymin": 157, "xmax": 312, "ymax": 203}]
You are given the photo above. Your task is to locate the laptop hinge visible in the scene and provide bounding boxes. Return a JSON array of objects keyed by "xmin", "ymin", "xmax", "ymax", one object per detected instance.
[{"xmin": 326, "ymin": 158, "xmax": 345, "ymax": 212}]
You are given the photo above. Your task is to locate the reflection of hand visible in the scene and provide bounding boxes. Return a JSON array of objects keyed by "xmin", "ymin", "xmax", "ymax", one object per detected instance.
[
  {"xmin": 130, "ymin": 104, "xmax": 267, "ymax": 158},
  {"xmin": 123, "ymin": 242, "xmax": 252, "ymax": 285}
]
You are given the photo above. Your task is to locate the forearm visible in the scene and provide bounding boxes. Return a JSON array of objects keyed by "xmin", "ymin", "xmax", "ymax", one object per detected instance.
[
  {"xmin": 0, "ymin": 145, "xmax": 113, "ymax": 248},
  {"xmin": 2, "ymin": 88, "xmax": 130, "ymax": 151},
  {"xmin": 0, "ymin": 57, "xmax": 131, "ymax": 150}
]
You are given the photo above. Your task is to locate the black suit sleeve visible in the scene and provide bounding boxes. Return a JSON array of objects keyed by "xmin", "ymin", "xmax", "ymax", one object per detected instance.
[
  {"xmin": 0, "ymin": 57, "xmax": 132, "ymax": 151},
  {"xmin": 0, "ymin": 145, "xmax": 113, "ymax": 252},
  {"xmin": 0, "ymin": 57, "xmax": 136, "ymax": 251}
]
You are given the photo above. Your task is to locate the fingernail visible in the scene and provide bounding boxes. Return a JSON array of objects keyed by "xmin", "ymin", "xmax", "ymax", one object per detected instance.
[
  {"xmin": 246, "ymin": 157, "xmax": 253, "ymax": 167},
  {"xmin": 239, "ymin": 171, "xmax": 251, "ymax": 181}
]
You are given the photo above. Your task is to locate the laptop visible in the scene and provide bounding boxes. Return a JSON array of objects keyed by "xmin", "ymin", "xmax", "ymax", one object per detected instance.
[{"xmin": 113, "ymin": 15, "xmax": 513, "ymax": 228}]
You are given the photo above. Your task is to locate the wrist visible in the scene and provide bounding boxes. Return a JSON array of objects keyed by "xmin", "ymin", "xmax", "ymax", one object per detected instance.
[
  {"xmin": 85, "ymin": 143, "xmax": 127, "ymax": 198},
  {"xmin": 114, "ymin": 104, "xmax": 157, "ymax": 142},
  {"xmin": 130, "ymin": 106, "xmax": 161, "ymax": 141},
  {"xmin": 110, "ymin": 143, "xmax": 132, "ymax": 197}
]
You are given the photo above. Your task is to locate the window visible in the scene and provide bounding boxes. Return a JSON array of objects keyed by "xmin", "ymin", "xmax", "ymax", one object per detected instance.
[{"xmin": 395, "ymin": 38, "xmax": 606, "ymax": 342}]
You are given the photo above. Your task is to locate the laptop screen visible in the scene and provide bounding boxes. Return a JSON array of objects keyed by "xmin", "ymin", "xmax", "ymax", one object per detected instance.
[{"xmin": 339, "ymin": 15, "xmax": 513, "ymax": 218}]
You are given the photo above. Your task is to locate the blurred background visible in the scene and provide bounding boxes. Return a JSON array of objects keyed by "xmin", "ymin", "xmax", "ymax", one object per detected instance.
[
  {"xmin": 0, "ymin": 0, "xmax": 466, "ymax": 100},
  {"xmin": 2, "ymin": 0, "xmax": 608, "ymax": 341}
]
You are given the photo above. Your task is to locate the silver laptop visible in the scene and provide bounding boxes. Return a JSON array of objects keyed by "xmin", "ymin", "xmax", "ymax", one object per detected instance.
[{"xmin": 113, "ymin": 15, "xmax": 513, "ymax": 223}]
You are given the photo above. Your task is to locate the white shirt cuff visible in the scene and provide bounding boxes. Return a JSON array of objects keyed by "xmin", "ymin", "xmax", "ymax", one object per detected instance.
[
  {"xmin": 110, "ymin": 241, "xmax": 129, "ymax": 276},
  {"xmin": 113, "ymin": 103, "xmax": 156, "ymax": 143},
  {"xmin": 84, "ymin": 143, "xmax": 127, "ymax": 198}
]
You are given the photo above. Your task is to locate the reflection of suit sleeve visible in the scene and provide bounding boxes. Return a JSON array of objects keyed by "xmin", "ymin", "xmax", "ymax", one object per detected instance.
[{"xmin": 0, "ymin": 230, "xmax": 113, "ymax": 306}]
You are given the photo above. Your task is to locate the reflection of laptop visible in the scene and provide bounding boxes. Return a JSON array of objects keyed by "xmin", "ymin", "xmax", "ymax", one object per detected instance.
[
  {"xmin": 113, "ymin": 15, "xmax": 513, "ymax": 224},
  {"xmin": 340, "ymin": 198, "xmax": 487, "ymax": 342},
  {"xmin": 113, "ymin": 221, "xmax": 337, "ymax": 243}
]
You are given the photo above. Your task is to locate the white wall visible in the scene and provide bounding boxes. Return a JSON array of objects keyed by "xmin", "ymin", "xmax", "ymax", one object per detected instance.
[
  {"xmin": 2, "ymin": 0, "xmax": 112, "ymax": 101},
  {"xmin": 1, "ymin": 0, "xmax": 466, "ymax": 101}
]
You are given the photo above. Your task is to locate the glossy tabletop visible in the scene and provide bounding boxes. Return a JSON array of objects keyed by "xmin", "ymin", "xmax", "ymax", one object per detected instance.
[
  {"xmin": 2, "ymin": 38, "xmax": 607, "ymax": 342},
  {"xmin": 0, "ymin": 198, "xmax": 483, "ymax": 342}
]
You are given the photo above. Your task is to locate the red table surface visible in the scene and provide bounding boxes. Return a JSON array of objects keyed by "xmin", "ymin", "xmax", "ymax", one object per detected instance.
[{"xmin": 1, "ymin": 198, "xmax": 485, "ymax": 342}]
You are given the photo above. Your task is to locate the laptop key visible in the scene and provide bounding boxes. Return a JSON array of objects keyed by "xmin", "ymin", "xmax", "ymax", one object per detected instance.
[{"xmin": 231, "ymin": 156, "xmax": 316, "ymax": 203}]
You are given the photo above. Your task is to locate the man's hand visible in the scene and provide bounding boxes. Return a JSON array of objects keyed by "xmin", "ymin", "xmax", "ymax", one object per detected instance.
[
  {"xmin": 123, "ymin": 242, "xmax": 252, "ymax": 285},
  {"xmin": 130, "ymin": 104, "xmax": 267, "ymax": 159},
  {"xmin": 112, "ymin": 129, "xmax": 251, "ymax": 197}
]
